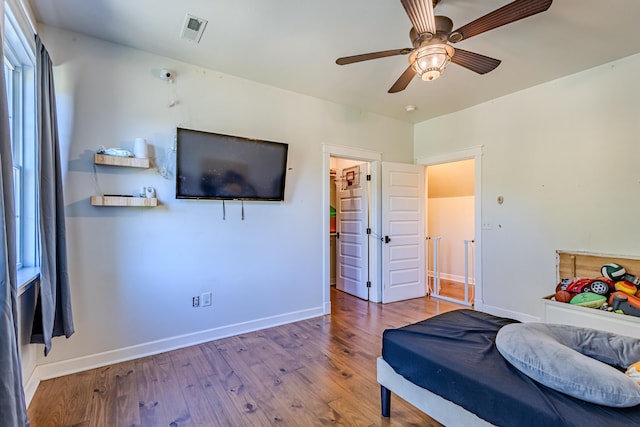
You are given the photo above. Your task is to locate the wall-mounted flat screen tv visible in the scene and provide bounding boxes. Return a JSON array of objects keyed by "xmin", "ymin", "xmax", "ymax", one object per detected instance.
[{"xmin": 176, "ymin": 127, "xmax": 289, "ymax": 201}]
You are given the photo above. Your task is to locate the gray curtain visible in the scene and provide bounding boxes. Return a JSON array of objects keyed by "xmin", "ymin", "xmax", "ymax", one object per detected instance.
[
  {"xmin": 0, "ymin": 2, "xmax": 29, "ymax": 424},
  {"xmin": 30, "ymin": 35, "xmax": 74, "ymax": 356}
]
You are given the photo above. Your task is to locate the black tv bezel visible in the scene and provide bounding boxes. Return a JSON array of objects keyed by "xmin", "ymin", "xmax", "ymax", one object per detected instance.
[{"xmin": 175, "ymin": 127, "xmax": 289, "ymax": 201}]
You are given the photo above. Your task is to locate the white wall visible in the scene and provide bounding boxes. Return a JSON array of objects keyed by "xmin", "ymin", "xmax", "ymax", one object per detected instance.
[
  {"xmin": 415, "ymin": 52, "xmax": 640, "ymax": 321},
  {"xmin": 427, "ymin": 196, "xmax": 475, "ymax": 283},
  {"xmin": 34, "ymin": 25, "xmax": 413, "ymax": 374},
  {"xmin": 18, "ymin": 280, "xmax": 38, "ymax": 403}
]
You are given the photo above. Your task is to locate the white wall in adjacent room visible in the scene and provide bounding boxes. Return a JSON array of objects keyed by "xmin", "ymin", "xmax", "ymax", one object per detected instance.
[
  {"xmin": 427, "ymin": 197, "xmax": 475, "ymax": 283},
  {"xmin": 415, "ymin": 52, "xmax": 640, "ymax": 321},
  {"xmin": 35, "ymin": 25, "xmax": 414, "ymax": 371}
]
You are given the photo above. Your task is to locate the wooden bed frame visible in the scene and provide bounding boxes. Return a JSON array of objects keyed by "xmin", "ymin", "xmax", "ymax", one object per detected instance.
[{"xmin": 377, "ymin": 357, "xmax": 495, "ymax": 426}]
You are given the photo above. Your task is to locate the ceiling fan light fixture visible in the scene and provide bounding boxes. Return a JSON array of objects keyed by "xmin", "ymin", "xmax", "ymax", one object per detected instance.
[
  {"xmin": 410, "ymin": 43, "xmax": 454, "ymax": 81},
  {"xmin": 422, "ymin": 68, "xmax": 441, "ymax": 81}
]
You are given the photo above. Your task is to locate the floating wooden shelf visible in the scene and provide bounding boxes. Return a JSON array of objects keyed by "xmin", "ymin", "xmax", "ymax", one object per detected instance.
[
  {"xmin": 94, "ymin": 154, "xmax": 149, "ymax": 168},
  {"xmin": 90, "ymin": 196, "xmax": 158, "ymax": 207}
]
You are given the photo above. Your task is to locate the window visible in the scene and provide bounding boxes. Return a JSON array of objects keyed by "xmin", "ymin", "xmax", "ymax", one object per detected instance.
[
  {"xmin": 4, "ymin": 56, "xmax": 20, "ymax": 262},
  {"xmin": 4, "ymin": 4, "xmax": 37, "ymax": 282}
]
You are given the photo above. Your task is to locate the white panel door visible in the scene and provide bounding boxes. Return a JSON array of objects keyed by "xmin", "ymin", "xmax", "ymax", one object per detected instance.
[
  {"xmin": 336, "ymin": 164, "xmax": 369, "ymax": 300},
  {"xmin": 381, "ymin": 162, "xmax": 426, "ymax": 303}
]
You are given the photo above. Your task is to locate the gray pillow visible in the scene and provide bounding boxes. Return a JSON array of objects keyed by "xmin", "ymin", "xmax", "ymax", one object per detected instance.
[{"xmin": 495, "ymin": 323, "xmax": 640, "ymax": 407}]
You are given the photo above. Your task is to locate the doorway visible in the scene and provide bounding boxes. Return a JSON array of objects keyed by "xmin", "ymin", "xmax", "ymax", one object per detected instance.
[
  {"xmin": 328, "ymin": 158, "xmax": 426, "ymax": 304},
  {"xmin": 331, "ymin": 158, "xmax": 371, "ymax": 300},
  {"xmin": 322, "ymin": 144, "xmax": 382, "ymax": 315},
  {"xmin": 417, "ymin": 146, "xmax": 483, "ymax": 310},
  {"xmin": 322, "ymin": 145, "xmax": 483, "ymax": 313},
  {"xmin": 425, "ymin": 159, "xmax": 475, "ymax": 305}
]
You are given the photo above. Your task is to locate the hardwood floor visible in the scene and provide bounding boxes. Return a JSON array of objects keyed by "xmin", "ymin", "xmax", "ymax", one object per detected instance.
[
  {"xmin": 430, "ymin": 278, "xmax": 475, "ymax": 304},
  {"xmin": 28, "ymin": 288, "xmax": 466, "ymax": 426}
]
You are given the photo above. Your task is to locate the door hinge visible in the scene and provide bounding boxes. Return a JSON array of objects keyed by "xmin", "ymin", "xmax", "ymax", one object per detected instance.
[
  {"xmin": 366, "ymin": 174, "xmax": 371, "ymax": 181},
  {"xmin": 366, "ymin": 281, "xmax": 372, "ymax": 288},
  {"xmin": 366, "ymin": 228, "xmax": 371, "ymax": 235}
]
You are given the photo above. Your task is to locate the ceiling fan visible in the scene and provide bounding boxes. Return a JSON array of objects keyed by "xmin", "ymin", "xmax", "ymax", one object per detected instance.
[{"xmin": 335, "ymin": 0, "xmax": 553, "ymax": 93}]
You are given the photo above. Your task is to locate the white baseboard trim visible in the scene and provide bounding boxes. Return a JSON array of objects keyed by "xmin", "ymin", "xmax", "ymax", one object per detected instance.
[
  {"xmin": 481, "ymin": 303, "xmax": 540, "ymax": 323},
  {"xmin": 427, "ymin": 271, "xmax": 476, "ymax": 285},
  {"xmin": 324, "ymin": 301, "xmax": 332, "ymax": 315},
  {"xmin": 31, "ymin": 306, "xmax": 325, "ymax": 384}
]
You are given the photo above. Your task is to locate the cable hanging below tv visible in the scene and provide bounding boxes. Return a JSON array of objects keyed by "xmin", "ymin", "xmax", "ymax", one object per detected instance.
[{"xmin": 175, "ymin": 127, "xmax": 289, "ymax": 201}]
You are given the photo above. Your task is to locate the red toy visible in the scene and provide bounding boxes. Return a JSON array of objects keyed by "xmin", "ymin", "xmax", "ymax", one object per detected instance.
[{"xmin": 557, "ymin": 278, "xmax": 613, "ymax": 296}]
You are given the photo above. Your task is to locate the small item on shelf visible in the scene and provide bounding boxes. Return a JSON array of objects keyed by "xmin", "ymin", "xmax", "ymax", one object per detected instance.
[
  {"xmin": 96, "ymin": 146, "xmax": 134, "ymax": 157},
  {"xmin": 133, "ymin": 138, "xmax": 148, "ymax": 158}
]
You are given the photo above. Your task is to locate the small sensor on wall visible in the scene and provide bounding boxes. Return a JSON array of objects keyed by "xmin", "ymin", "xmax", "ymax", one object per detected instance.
[{"xmin": 181, "ymin": 14, "xmax": 208, "ymax": 43}]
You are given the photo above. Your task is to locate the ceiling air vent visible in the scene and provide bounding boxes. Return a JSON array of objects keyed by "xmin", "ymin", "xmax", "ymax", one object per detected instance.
[{"xmin": 180, "ymin": 14, "xmax": 207, "ymax": 43}]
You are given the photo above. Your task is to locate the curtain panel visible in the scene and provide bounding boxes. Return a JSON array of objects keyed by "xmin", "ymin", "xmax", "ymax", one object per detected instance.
[
  {"xmin": 30, "ymin": 35, "xmax": 74, "ymax": 356},
  {"xmin": 0, "ymin": 1, "xmax": 29, "ymax": 424}
]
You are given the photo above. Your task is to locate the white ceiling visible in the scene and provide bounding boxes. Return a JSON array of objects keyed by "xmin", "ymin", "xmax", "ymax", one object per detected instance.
[{"xmin": 27, "ymin": 0, "xmax": 640, "ymax": 124}]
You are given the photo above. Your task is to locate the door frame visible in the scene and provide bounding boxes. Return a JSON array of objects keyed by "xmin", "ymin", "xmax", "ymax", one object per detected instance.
[
  {"xmin": 322, "ymin": 144, "xmax": 382, "ymax": 314},
  {"xmin": 416, "ymin": 145, "xmax": 484, "ymax": 311}
]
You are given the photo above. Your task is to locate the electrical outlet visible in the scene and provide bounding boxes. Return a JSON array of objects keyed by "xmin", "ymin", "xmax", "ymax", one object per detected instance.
[
  {"xmin": 202, "ymin": 291, "xmax": 212, "ymax": 307},
  {"xmin": 192, "ymin": 296, "xmax": 200, "ymax": 307}
]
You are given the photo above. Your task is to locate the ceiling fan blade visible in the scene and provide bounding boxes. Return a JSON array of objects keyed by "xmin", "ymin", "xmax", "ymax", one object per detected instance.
[
  {"xmin": 336, "ymin": 48, "xmax": 412, "ymax": 65},
  {"xmin": 388, "ymin": 65, "xmax": 417, "ymax": 93},
  {"xmin": 449, "ymin": 0, "xmax": 552, "ymax": 43},
  {"xmin": 450, "ymin": 48, "xmax": 501, "ymax": 74},
  {"xmin": 401, "ymin": 0, "xmax": 437, "ymax": 35}
]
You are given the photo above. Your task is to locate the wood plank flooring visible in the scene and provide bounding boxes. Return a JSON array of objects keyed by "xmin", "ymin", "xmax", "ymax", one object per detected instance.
[
  {"xmin": 28, "ymin": 288, "xmax": 466, "ymax": 426},
  {"xmin": 430, "ymin": 278, "xmax": 475, "ymax": 304}
]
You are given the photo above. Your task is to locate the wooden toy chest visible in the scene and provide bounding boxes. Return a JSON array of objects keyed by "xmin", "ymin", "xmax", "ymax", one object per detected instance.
[{"xmin": 542, "ymin": 251, "xmax": 640, "ymax": 338}]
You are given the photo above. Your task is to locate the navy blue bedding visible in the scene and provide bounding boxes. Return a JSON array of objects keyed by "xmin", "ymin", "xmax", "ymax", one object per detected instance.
[{"xmin": 382, "ymin": 309, "xmax": 640, "ymax": 427}]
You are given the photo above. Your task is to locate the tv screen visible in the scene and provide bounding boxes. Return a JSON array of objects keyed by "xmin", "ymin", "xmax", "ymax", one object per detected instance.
[{"xmin": 176, "ymin": 128, "xmax": 288, "ymax": 201}]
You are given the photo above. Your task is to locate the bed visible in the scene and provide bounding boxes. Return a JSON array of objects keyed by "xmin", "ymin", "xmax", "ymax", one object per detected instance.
[{"xmin": 378, "ymin": 309, "xmax": 640, "ymax": 427}]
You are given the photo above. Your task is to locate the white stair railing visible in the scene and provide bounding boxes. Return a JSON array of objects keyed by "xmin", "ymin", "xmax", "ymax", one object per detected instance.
[
  {"xmin": 426, "ymin": 236, "xmax": 441, "ymax": 295},
  {"xmin": 428, "ymin": 237, "xmax": 474, "ymax": 307},
  {"xmin": 463, "ymin": 239, "xmax": 475, "ymax": 305}
]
